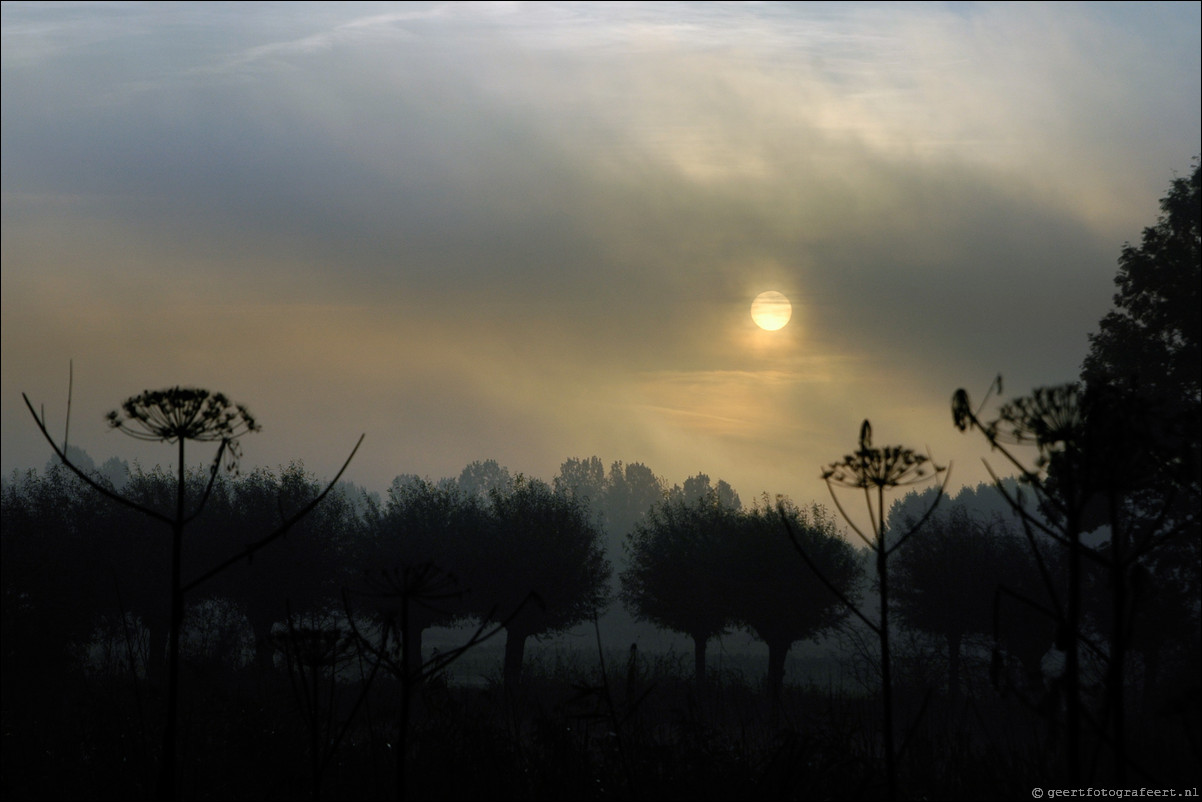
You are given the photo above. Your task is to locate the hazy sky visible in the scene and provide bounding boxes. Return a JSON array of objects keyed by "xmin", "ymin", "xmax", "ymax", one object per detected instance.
[{"xmin": 3, "ymin": 1, "xmax": 1199, "ymax": 507}]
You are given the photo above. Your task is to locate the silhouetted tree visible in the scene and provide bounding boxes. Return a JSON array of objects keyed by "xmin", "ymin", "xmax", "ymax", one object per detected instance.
[
  {"xmin": 890, "ymin": 506, "xmax": 1032, "ymax": 698},
  {"xmin": 457, "ymin": 459, "xmax": 512, "ymax": 499},
  {"xmin": 1081, "ymin": 161, "xmax": 1199, "ymax": 423},
  {"xmin": 620, "ymin": 488, "xmax": 740, "ymax": 683},
  {"xmin": 554, "ymin": 457, "xmax": 665, "ymax": 647},
  {"xmin": 887, "ymin": 482, "xmax": 1055, "ymax": 695},
  {"xmin": 1079, "ymin": 161, "xmax": 1201, "ymax": 705},
  {"xmin": 360, "ymin": 476, "xmax": 482, "ymax": 682},
  {"xmin": 668, "ymin": 472, "xmax": 742, "ymax": 511},
  {"xmin": 554, "ymin": 456, "xmax": 610, "ymax": 560},
  {"xmin": 473, "ymin": 477, "xmax": 611, "ymax": 689},
  {"xmin": 888, "ymin": 480, "xmax": 1029, "ymax": 532},
  {"xmin": 203, "ymin": 464, "xmax": 363, "ymax": 674},
  {"xmin": 554, "ymin": 456, "xmax": 607, "ymax": 507},
  {"xmin": 603, "ymin": 461, "xmax": 666, "ymax": 562},
  {"xmin": 734, "ymin": 497, "xmax": 860, "ymax": 713}
]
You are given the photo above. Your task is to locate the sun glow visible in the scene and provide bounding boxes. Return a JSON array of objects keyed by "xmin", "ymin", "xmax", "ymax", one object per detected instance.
[{"xmin": 751, "ymin": 291, "xmax": 791, "ymax": 331}]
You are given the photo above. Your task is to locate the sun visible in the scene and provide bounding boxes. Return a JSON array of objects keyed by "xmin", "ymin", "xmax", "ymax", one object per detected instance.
[{"xmin": 751, "ymin": 291, "xmax": 791, "ymax": 331}]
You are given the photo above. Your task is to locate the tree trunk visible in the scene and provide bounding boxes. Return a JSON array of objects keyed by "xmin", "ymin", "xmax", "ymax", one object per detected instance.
[
  {"xmin": 503, "ymin": 628, "xmax": 527, "ymax": 692},
  {"xmin": 692, "ymin": 635, "xmax": 708, "ymax": 686},
  {"xmin": 948, "ymin": 631, "xmax": 963, "ymax": 699},
  {"xmin": 766, "ymin": 638, "xmax": 790, "ymax": 729}
]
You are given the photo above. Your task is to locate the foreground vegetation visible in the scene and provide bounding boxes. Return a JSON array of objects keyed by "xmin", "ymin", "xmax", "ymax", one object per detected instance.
[{"xmin": 4, "ymin": 632, "xmax": 1197, "ymax": 801}]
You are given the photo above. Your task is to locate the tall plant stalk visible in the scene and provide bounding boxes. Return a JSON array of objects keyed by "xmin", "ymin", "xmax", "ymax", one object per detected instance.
[
  {"xmin": 785, "ymin": 420, "xmax": 947, "ymax": 802},
  {"xmin": 24, "ymin": 381, "xmax": 362, "ymax": 800}
]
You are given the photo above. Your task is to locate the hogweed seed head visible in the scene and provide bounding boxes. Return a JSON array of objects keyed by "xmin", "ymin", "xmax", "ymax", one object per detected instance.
[
  {"xmin": 107, "ymin": 387, "xmax": 260, "ymax": 472},
  {"xmin": 822, "ymin": 419, "xmax": 945, "ymax": 489}
]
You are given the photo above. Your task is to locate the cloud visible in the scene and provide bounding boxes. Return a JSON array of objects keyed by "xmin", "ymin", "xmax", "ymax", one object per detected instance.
[{"xmin": 3, "ymin": 2, "xmax": 1198, "ymax": 503}]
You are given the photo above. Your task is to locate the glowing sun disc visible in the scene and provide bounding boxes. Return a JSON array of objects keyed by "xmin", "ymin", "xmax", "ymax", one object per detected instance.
[{"xmin": 751, "ymin": 291, "xmax": 792, "ymax": 331}]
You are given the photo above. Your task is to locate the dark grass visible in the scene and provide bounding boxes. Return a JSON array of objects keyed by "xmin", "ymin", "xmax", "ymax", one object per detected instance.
[{"xmin": 3, "ymin": 644, "xmax": 1199, "ymax": 801}]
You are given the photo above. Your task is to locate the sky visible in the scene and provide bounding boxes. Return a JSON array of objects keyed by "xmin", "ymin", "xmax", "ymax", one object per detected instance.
[{"xmin": 3, "ymin": 1, "xmax": 1200, "ymax": 510}]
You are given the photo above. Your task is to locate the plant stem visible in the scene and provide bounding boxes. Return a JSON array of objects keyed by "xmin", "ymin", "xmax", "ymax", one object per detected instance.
[{"xmin": 157, "ymin": 438, "xmax": 186, "ymax": 801}]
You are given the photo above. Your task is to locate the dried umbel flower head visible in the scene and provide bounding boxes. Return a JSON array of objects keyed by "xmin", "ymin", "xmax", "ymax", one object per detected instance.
[
  {"xmin": 822, "ymin": 420, "xmax": 944, "ymax": 489},
  {"xmin": 986, "ymin": 384, "xmax": 1084, "ymax": 453},
  {"xmin": 106, "ymin": 387, "xmax": 260, "ymax": 471}
]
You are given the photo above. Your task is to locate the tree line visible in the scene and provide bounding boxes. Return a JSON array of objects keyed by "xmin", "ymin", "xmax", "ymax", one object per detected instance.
[{"xmin": 1, "ymin": 452, "xmax": 837, "ymax": 697}]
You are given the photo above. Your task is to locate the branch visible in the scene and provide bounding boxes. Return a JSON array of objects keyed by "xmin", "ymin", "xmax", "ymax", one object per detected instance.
[
  {"xmin": 993, "ymin": 583, "xmax": 1107, "ymax": 666},
  {"xmin": 341, "ymin": 586, "xmax": 534, "ymax": 685},
  {"xmin": 182, "ymin": 434, "xmax": 365, "ymax": 593},
  {"xmin": 961, "ymin": 400, "xmax": 1078, "ymax": 526},
  {"xmin": 416, "ymin": 611, "xmax": 517, "ymax": 683},
  {"xmin": 319, "ymin": 595, "xmax": 387, "ymax": 776},
  {"xmin": 341, "ymin": 592, "xmax": 402, "ymax": 676},
  {"xmin": 64, "ymin": 360, "xmax": 73, "ymax": 453},
  {"xmin": 182, "ymin": 440, "xmax": 229, "ymax": 526},
  {"xmin": 23, "ymin": 392, "xmax": 173, "ymax": 526},
  {"xmin": 825, "ymin": 478, "xmax": 875, "ymax": 551},
  {"xmin": 1123, "ymin": 483, "xmax": 1194, "ymax": 565}
]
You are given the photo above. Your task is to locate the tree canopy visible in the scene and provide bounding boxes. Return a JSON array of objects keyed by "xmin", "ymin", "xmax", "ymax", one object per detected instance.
[
  {"xmin": 471, "ymin": 477, "xmax": 611, "ymax": 688},
  {"xmin": 621, "ymin": 487, "xmax": 741, "ymax": 682},
  {"xmin": 732, "ymin": 499, "xmax": 861, "ymax": 707},
  {"xmin": 891, "ymin": 506, "xmax": 1036, "ymax": 697},
  {"xmin": 1082, "ymin": 161, "xmax": 1200, "ymax": 407}
]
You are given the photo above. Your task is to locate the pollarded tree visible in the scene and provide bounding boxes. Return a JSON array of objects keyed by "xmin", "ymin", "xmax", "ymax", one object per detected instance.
[
  {"xmin": 621, "ymin": 488, "xmax": 740, "ymax": 683},
  {"xmin": 733, "ymin": 497, "xmax": 861, "ymax": 713},
  {"xmin": 473, "ymin": 477, "xmax": 611, "ymax": 690},
  {"xmin": 201, "ymin": 463, "xmax": 364, "ymax": 674},
  {"xmin": 890, "ymin": 506, "xmax": 1035, "ymax": 698},
  {"xmin": 359, "ymin": 475, "xmax": 484, "ymax": 682}
]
